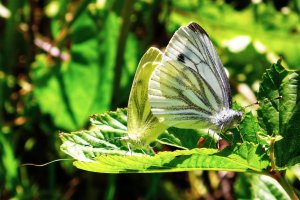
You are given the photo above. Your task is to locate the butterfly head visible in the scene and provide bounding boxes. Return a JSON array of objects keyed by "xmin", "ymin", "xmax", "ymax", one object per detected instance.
[
  {"xmin": 212, "ymin": 109, "xmax": 243, "ymax": 132},
  {"xmin": 230, "ymin": 110, "xmax": 243, "ymax": 126}
]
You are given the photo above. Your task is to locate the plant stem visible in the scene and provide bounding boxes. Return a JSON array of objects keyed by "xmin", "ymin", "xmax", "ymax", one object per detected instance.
[
  {"xmin": 110, "ymin": 0, "xmax": 134, "ymax": 110},
  {"xmin": 269, "ymin": 137, "xmax": 276, "ymax": 170},
  {"xmin": 104, "ymin": 175, "xmax": 116, "ymax": 200},
  {"xmin": 1, "ymin": 0, "xmax": 20, "ymax": 124}
]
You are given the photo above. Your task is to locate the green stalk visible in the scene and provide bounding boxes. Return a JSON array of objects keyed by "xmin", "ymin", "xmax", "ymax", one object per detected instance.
[
  {"xmin": 3, "ymin": 1, "xmax": 20, "ymax": 73},
  {"xmin": 104, "ymin": 175, "xmax": 116, "ymax": 200},
  {"xmin": 292, "ymin": 0, "xmax": 300, "ymax": 15},
  {"xmin": 110, "ymin": 0, "xmax": 135, "ymax": 110},
  {"xmin": 269, "ymin": 137, "xmax": 276, "ymax": 171},
  {"xmin": 145, "ymin": 174, "xmax": 163, "ymax": 200},
  {"xmin": 1, "ymin": 1, "xmax": 21, "ymax": 123},
  {"xmin": 105, "ymin": 1, "xmax": 135, "ymax": 199}
]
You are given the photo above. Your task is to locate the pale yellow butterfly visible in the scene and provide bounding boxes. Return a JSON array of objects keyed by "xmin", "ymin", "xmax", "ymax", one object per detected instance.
[{"xmin": 122, "ymin": 47, "xmax": 169, "ymax": 149}]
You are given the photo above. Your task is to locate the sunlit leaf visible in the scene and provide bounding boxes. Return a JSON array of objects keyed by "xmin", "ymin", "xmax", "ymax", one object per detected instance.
[
  {"xmin": 73, "ymin": 143, "xmax": 268, "ymax": 173},
  {"xmin": 235, "ymin": 173, "xmax": 291, "ymax": 200},
  {"xmin": 258, "ymin": 61, "xmax": 300, "ymax": 168},
  {"xmin": 32, "ymin": 11, "xmax": 119, "ymax": 130},
  {"xmin": 0, "ymin": 133, "xmax": 18, "ymax": 190},
  {"xmin": 238, "ymin": 112, "xmax": 269, "ymax": 145},
  {"xmin": 60, "ymin": 109, "xmax": 269, "ymax": 173},
  {"xmin": 250, "ymin": 174, "xmax": 290, "ymax": 200}
]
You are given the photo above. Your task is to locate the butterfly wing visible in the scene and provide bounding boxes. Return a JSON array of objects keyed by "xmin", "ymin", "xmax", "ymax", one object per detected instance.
[
  {"xmin": 127, "ymin": 47, "xmax": 168, "ymax": 144},
  {"xmin": 164, "ymin": 22, "xmax": 232, "ymax": 108},
  {"xmin": 149, "ymin": 22, "xmax": 232, "ymax": 129}
]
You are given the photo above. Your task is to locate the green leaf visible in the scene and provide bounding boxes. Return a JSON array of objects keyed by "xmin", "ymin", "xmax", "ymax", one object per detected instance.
[
  {"xmin": 59, "ymin": 108, "xmax": 186, "ymax": 160},
  {"xmin": 238, "ymin": 112, "xmax": 269, "ymax": 145},
  {"xmin": 31, "ymin": 11, "xmax": 119, "ymax": 130},
  {"xmin": 94, "ymin": 12, "xmax": 120, "ymax": 112},
  {"xmin": 234, "ymin": 173, "xmax": 251, "ymax": 199},
  {"xmin": 235, "ymin": 173, "xmax": 292, "ymax": 200},
  {"xmin": 170, "ymin": 1, "xmax": 300, "ymax": 68},
  {"xmin": 59, "ymin": 109, "xmax": 141, "ymax": 161},
  {"xmin": 250, "ymin": 174, "xmax": 291, "ymax": 200},
  {"xmin": 158, "ymin": 127, "xmax": 215, "ymax": 150},
  {"xmin": 0, "ymin": 133, "xmax": 18, "ymax": 190},
  {"xmin": 72, "ymin": 143, "xmax": 268, "ymax": 173},
  {"xmin": 257, "ymin": 61, "xmax": 300, "ymax": 168},
  {"xmin": 60, "ymin": 109, "xmax": 269, "ymax": 173}
]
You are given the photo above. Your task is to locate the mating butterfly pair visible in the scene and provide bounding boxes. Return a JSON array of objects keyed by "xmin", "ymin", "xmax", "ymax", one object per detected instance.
[{"xmin": 125, "ymin": 22, "xmax": 243, "ymax": 149}]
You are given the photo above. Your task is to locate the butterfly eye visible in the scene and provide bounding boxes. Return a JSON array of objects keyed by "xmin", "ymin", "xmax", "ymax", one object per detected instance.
[{"xmin": 235, "ymin": 112, "xmax": 243, "ymax": 121}]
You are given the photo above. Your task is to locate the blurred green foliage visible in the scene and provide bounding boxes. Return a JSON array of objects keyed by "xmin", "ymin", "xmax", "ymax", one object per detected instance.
[{"xmin": 1, "ymin": 0, "xmax": 300, "ymax": 199}]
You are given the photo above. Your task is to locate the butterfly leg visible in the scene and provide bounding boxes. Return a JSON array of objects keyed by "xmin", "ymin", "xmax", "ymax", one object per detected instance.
[
  {"xmin": 141, "ymin": 149, "xmax": 147, "ymax": 155},
  {"xmin": 207, "ymin": 128, "xmax": 215, "ymax": 148},
  {"xmin": 127, "ymin": 142, "xmax": 133, "ymax": 156},
  {"xmin": 217, "ymin": 124, "xmax": 231, "ymax": 150}
]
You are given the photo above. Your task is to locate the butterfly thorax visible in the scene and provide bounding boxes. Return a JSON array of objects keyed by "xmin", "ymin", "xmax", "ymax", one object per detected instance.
[
  {"xmin": 121, "ymin": 133, "xmax": 150, "ymax": 149},
  {"xmin": 211, "ymin": 108, "xmax": 243, "ymax": 132}
]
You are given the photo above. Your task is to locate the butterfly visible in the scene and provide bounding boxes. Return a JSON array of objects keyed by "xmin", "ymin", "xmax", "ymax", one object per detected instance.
[
  {"xmin": 123, "ymin": 47, "xmax": 168, "ymax": 149},
  {"xmin": 148, "ymin": 22, "xmax": 243, "ymax": 133}
]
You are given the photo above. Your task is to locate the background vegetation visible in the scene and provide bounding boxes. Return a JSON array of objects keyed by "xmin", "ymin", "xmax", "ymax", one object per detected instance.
[{"xmin": 1, "ymin": 0, "xmax": 300, "ymax": 199}]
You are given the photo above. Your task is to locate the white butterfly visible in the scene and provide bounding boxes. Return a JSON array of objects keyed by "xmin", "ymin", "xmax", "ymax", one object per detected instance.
[{"xmin": 148, "ymin": 22, "xmax": 243, "ymax": 133}]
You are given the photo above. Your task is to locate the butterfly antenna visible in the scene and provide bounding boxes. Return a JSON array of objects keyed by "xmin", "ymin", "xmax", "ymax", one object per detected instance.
[
  {"xmin": 243, "ymin": 101, "xmax": 259, "ymax": 109},
  {"xmin": 106, "ymin": 136, "xmax": 126, "ymax": 142},
  {"xmin": 243, "ymin": 96, "xmax": 282, "ymax": 109},
  {"xmin": 274, "ymin": 96, "xmax": 283, "ymax": 100},
  {"xmin": 21, "ymin": 158, "xmax": 73, "ymax": 167}
]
